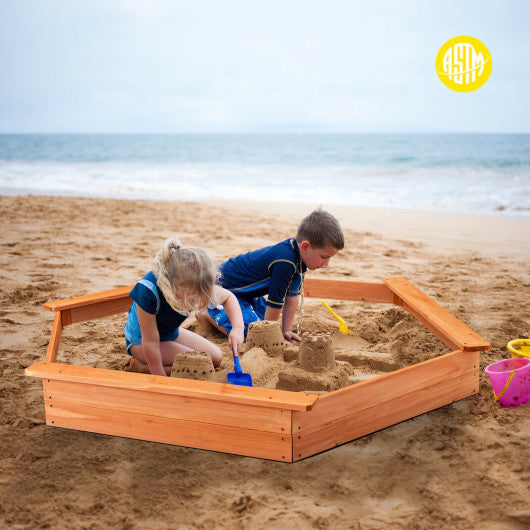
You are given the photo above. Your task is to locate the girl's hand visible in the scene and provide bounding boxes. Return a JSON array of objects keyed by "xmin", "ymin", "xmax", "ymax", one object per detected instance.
[
  {"xmin": 217, "ymin": 288, "xmax": 244, "ymax": 355},
  {"xmin": 283, "ymin": 330, "xmax": 302, "ymax": 343},
  {"xmin": 228, "ymin": 326, "xmax": 245, "ymax": 355}
]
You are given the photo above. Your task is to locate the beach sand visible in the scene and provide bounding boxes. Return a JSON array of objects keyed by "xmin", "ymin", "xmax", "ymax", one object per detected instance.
[{"xmin": 1, "ymin": 194, "xmax": 529, "ymax": 529}]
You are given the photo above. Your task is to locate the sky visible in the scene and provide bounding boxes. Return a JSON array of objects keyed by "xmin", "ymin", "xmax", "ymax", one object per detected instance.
[{"xmin": 0, "ymin": 0, "xmax": 528, "ymax": 134}]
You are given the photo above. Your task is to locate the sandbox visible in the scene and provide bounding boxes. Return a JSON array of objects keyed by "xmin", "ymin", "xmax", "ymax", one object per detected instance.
[{"xmin": 25, "ymin": 277, "xmax": 490, "ymax": 462}]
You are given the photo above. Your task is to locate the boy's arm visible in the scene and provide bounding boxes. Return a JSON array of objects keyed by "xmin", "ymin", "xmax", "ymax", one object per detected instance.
[
  {"xmin": 263, "ymin": 295, "xmax": 301, "ymax": 342},
  {"xmin": 265, "ymin": 259, "xmax": 303, "ymax": 340},
  {"xmin": 282, "ymin": 295, "xmax": 301, "ymax": 342},
  {"xmin": 264, "ymin": 305, "xmax": 282, "ymax": 322},
  {"xmin": 136, "ymin": 306, "xmax": 166, "ymax": 376}
]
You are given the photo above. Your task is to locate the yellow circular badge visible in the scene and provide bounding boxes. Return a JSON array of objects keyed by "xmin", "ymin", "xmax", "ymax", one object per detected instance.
[{"xmin": 436, "ymin": 36, "xmax": 492, "ymax": 92}]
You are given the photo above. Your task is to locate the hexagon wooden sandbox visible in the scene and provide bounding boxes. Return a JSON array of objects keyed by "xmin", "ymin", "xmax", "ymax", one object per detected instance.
[{"xmin": 25, "ymin": 277, "xmax": 490, "ymax": 462}]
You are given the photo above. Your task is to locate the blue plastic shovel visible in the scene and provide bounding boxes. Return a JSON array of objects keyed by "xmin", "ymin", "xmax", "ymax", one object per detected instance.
[{"xmin": 227, "ymin": 349, "xmax": 253, "ymax": 386}]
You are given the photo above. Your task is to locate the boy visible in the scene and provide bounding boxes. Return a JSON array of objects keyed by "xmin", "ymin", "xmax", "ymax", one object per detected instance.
[{"xmin": 197, "ymin": 209, "xmax": 344, "ymax": 342}]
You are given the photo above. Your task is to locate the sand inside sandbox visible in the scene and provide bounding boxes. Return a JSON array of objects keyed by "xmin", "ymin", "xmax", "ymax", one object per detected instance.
[
  {"xmin": 46, "ymin": 299, "xmax": 448, "ymax": 393},
  {"xmin": 163, "ymin": 303, "xmax": 442, "ymax": 392},
  {"xmin": 166, "ymin": 319, "xmax": 358, "ymax": 392}
]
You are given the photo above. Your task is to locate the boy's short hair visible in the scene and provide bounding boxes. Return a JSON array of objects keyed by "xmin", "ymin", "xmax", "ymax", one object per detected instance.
[{"xmin": 295, "ymin": 208, "xmax": 344, "ymax": 250}]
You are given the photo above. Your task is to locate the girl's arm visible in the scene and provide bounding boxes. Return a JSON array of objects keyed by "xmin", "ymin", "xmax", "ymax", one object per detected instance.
[
  {"xmin": 136, "ymin": 306, "xmax": 166, "ymax": 376},
  {"xmin": 215, "ymin": 287, "xmax": 244, "ymax": 354}
]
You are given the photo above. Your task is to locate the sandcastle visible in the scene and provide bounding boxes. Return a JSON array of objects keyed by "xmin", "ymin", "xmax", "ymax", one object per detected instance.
[
  {"xmin": 276, "ymin": 332, "xmax": 354, "ymax": 393},
  {"xmin": 299, "ymin": 332, "xmax": 335, "ymax": 372},
  {"xmin": 242, "ymin": 322, "xmax": 353, "ymax": 392},
  {"xmin": 244, "ymin": 320, "xmax": 285, "ymax": 357},
  {"xmin": 170, "ymin": 351, "xmax": 216, "ymax": 381}
]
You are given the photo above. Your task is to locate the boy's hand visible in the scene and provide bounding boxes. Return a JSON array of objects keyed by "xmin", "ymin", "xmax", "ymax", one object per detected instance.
[
  {"xmin": 228, "ymin": 326, "xmax": 245, "ymax": 355},
  {"xmin": 283, "ymin": 330, "xmax": 301, "ymax": 343}
]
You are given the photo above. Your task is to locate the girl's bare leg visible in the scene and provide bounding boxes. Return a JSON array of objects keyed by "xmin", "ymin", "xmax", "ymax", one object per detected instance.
[
  {"xmin": 123, "ymin": 355, "xmax": 150, "ymax": 374},
  {"xmin": 174, "ymin": 328, "xmax": 223, "ymax": 367},
  {"xmin": 128, "ymin": 329, "xmax": 223, "ymax": 375}
]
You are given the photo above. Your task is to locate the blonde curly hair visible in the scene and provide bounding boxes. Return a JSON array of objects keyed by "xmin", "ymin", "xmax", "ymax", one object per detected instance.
[{"xmin": 152, "ymin": 237, "xmax": 221, "ymax": 314}]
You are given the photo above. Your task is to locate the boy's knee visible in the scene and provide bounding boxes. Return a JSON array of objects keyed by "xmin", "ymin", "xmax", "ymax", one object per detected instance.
[{"xmin": 196, "ymin": 310, "xmax": 215, "ymax": 329}]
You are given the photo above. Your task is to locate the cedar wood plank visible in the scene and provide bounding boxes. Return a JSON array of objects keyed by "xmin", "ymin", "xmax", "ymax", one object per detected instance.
[
  {"xmin": 43, "ymin": 280, "xmax": 392, "ymax": 326},
  {"xmin": 45, "ymin": 312, "xmax": 63, "ymax": 363},
  {"xmin": 293, "ymin": 349, "xmax": 479, "ymax": 433},
  {"xmin": 44, "ymin": 379, "xmax": 291, "ymax": 434},
  {"xmin": 292, "ymin": 370, "xmax": 477, "ymax": 461},
  {"xmin": 63, "ymin": 297, "xmax": 133, "ymax": 325},
  {"xmin": 44, "ymin": 400, "xmax": 292, "ymax": 462},
  {"xmin": 43, "ymin": 286, "xmax": 133, "ymax": 312},
  {"xmin": 26, "ymin": 362, "xmax": 317, "ymax": 411},
  {"xmin": 44, "ymin": 280, "xmax": 389, "ymax": 312},
  {"xmin": 304, "ymin": 278, "xmax": 393, "ymax": 303}
]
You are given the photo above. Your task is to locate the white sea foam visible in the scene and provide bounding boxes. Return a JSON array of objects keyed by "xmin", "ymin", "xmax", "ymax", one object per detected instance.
[
  {"xmin": 1, "ymin": 134, "xmax": 529, "ymax": 217},
  {"xmin": 0, "ymin": 159, "xmax": 528, "ymax": 217}
]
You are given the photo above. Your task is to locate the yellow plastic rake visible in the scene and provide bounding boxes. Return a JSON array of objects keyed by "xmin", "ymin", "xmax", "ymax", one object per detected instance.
[{"xmin": 321, "ymin": 300, "xmax": 351, "ymax": 334}]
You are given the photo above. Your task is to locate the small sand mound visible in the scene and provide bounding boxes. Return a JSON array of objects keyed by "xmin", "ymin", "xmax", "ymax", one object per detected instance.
[
  {"xmin": 238, "ymin": 347, "xmax": 286, "ymax": 388},
  {"xmin": 298, "ymin": 313, "xmax": 337, "ymax": 335},
  {"xmin": 357, "ymin": 307, "xmax": 413, "ymax": 343},
  {"xmin": 10, "ymin": 281, "xmax": 60, "ymax": 304},
  {"xmin": 276, "ymin": 361, "xmax": 354, "ymax": 392},
  {"xmin": 170, "ymin": 351, "xmax": 216, "ymax": 381}
]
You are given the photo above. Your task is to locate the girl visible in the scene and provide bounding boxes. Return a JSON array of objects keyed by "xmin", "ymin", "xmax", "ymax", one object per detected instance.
[{"xmin": 124, "ymin": 237, "xmax": 244, "ymax": 376}]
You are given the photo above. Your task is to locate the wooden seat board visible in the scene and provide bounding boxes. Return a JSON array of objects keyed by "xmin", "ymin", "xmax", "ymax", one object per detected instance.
[
  {"xmin": 26, "ymin": 362, "xmax": 318, "ymax": 411},
  {"xmin": 43, "ymin": 286, "xmax": 133, "ymax": 312}
]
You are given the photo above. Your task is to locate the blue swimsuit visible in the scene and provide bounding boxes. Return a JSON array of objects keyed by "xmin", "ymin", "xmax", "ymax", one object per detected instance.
[
  {"xmin": 208, "ymin": 238, "xmax": 306, "ymax": 334},
  {"xmin": 124, "ymin": 271, "xmax": 188, "ymax": 353}
]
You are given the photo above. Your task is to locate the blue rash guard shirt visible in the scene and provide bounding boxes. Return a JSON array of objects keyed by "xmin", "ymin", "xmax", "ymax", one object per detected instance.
[
  {"xmin": 218, "ymin": 238, "xmax": 306, "ymax": 308},
  {"xmin": 124, "ymin": 271, "xmax": 188, "ymax": 348}
]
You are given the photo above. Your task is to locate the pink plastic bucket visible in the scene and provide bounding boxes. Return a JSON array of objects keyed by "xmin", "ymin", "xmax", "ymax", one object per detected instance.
[{"xmin": 484, "ymin": 358, "xmax": 530, "ymax": 407}]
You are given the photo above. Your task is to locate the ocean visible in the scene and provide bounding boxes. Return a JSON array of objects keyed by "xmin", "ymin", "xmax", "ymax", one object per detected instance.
[{"xmin": 0, "ymin": 133, "xmax": 528, "ymax": 217}]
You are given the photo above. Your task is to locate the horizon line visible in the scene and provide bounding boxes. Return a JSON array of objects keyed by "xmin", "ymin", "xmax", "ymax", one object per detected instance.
[{"xmin": 1, "ymin": 131, "xmax": 529, "ymax": 136}]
